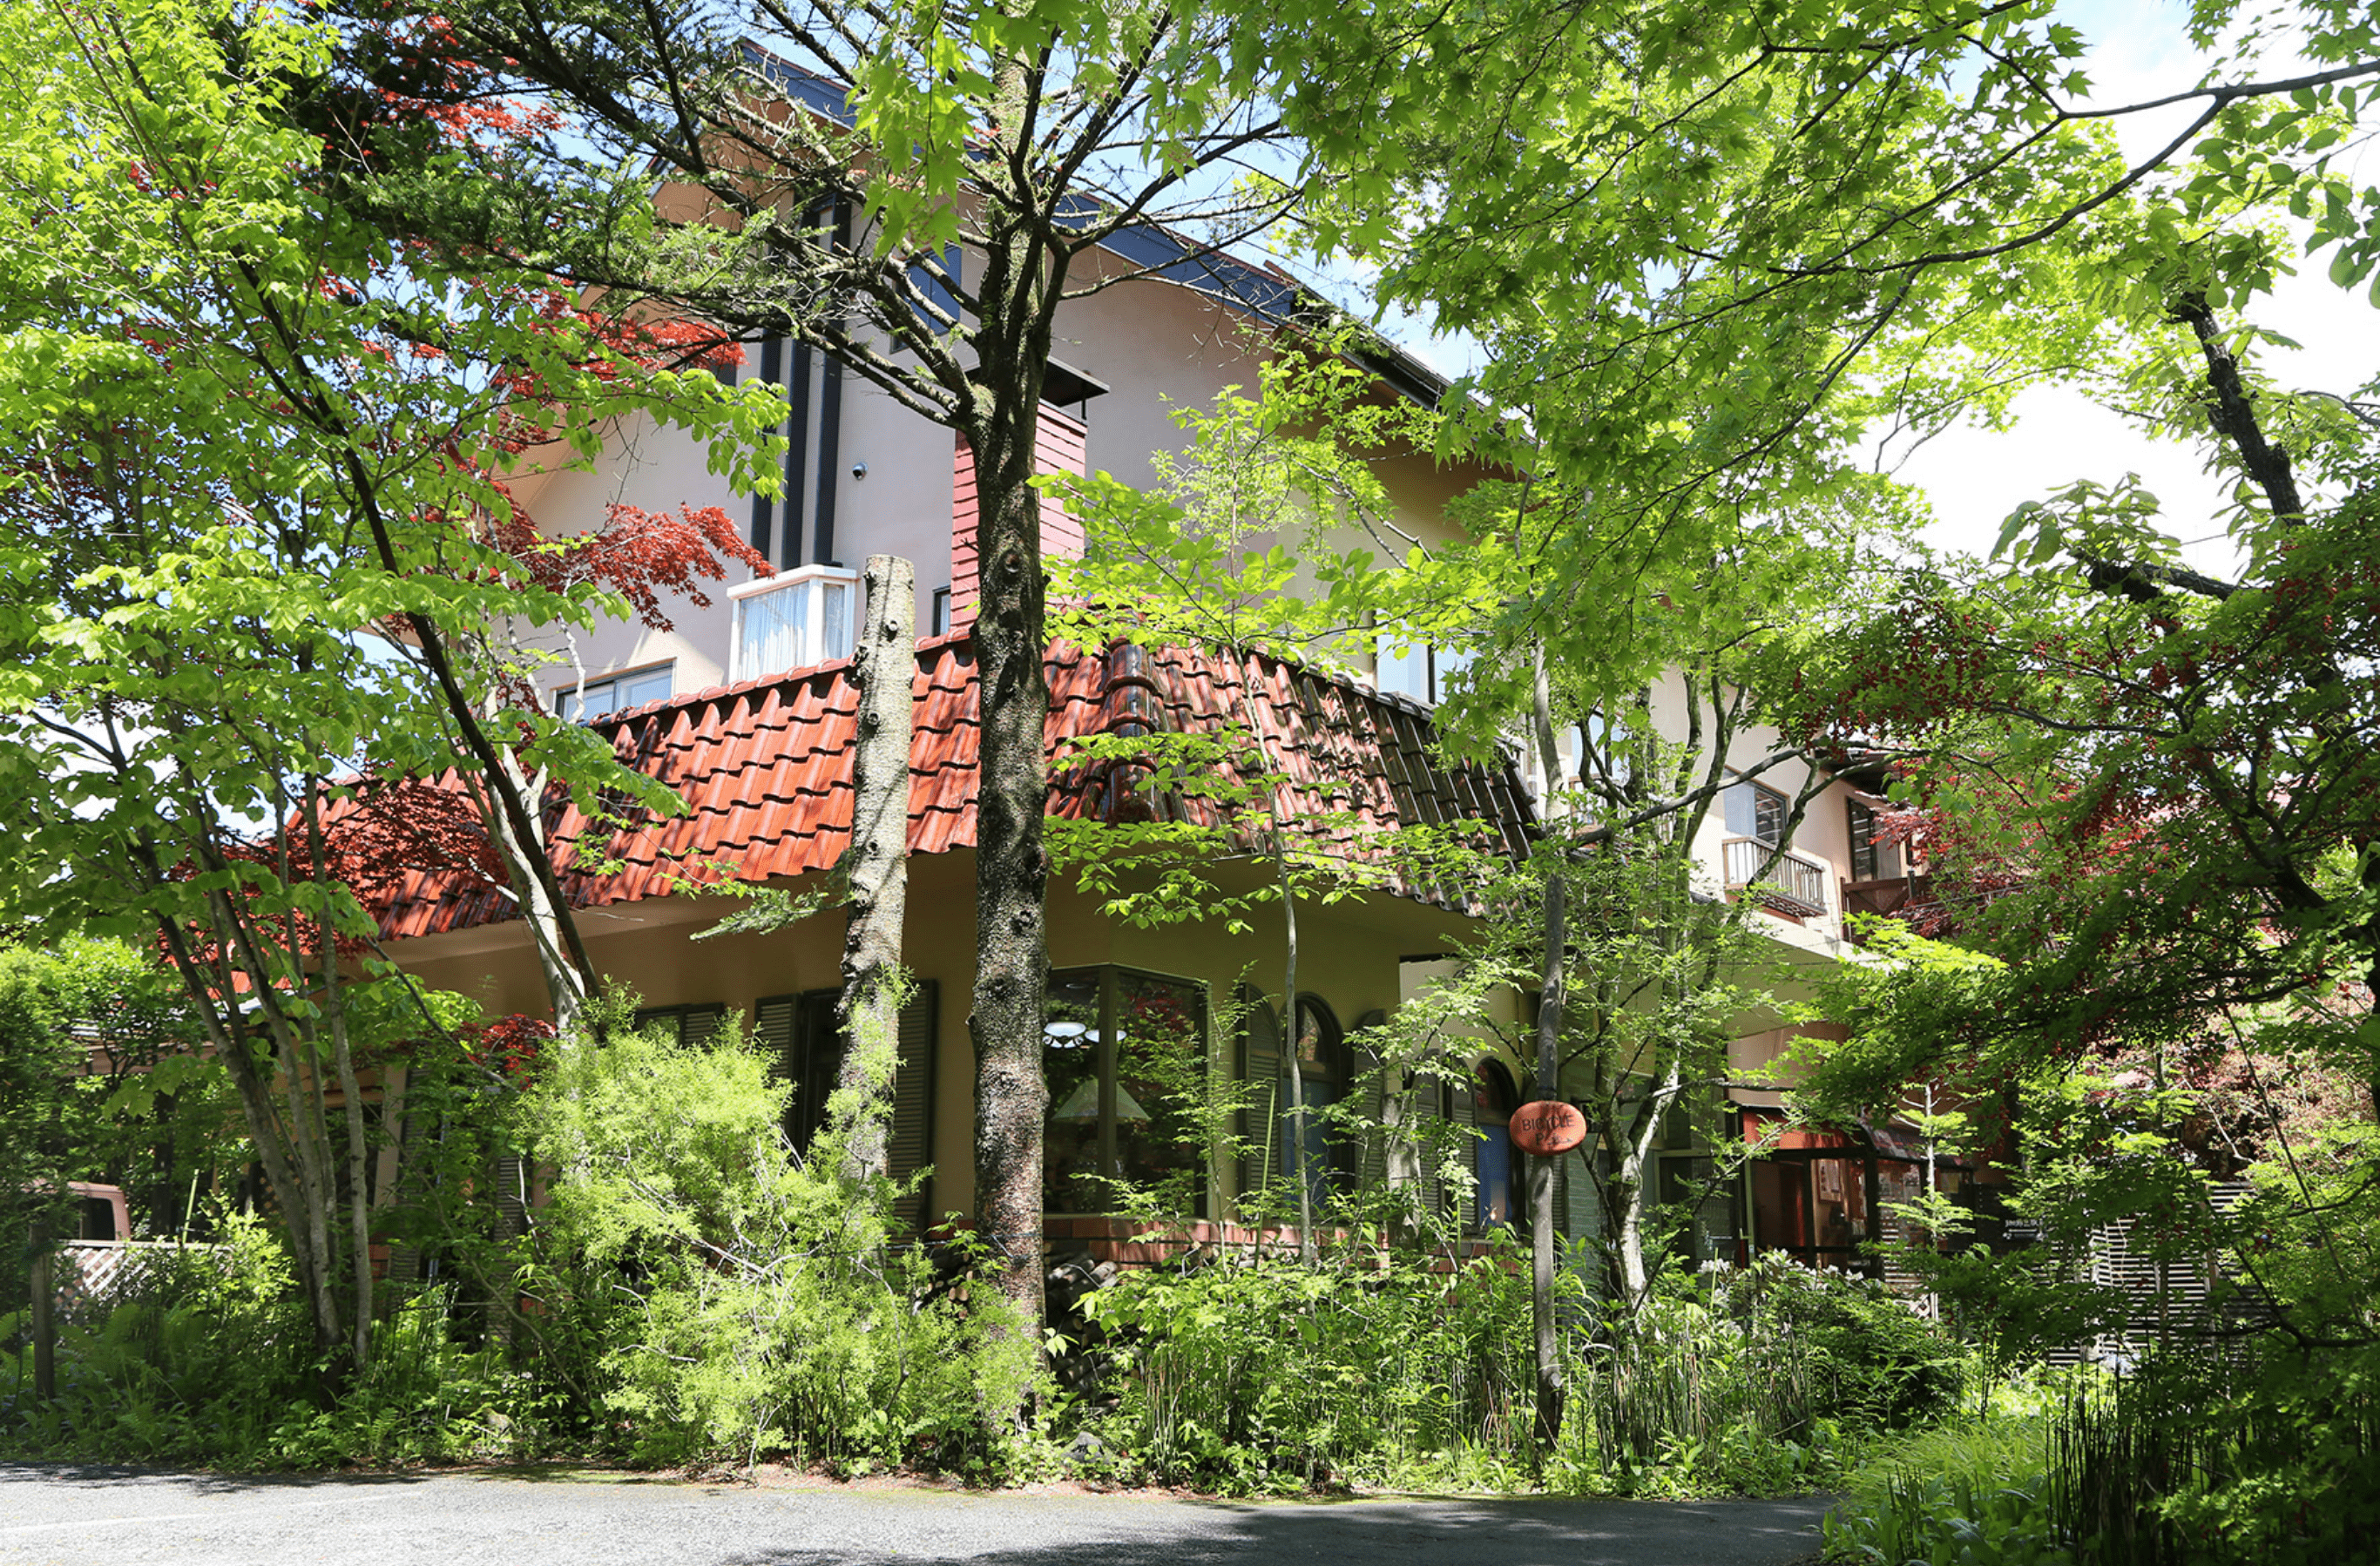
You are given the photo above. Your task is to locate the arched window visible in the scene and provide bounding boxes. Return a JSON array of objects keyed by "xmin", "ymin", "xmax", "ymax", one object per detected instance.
[
  {"xmin": 1278, "ymin": 995, "xmax": 1346, "ymax": 1207},
  {"xmin": 1042, "ymin": 965, "xmax": 1209, "ymax": 1216},
  {"xmin": 1455, "ymin": 1060, "xmax": 1518, "ymax": 1229}
]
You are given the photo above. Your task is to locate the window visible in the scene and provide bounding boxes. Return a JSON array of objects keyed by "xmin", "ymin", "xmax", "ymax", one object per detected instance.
[
  {"xmin": 556, "ymin": 664, "xmax": 673, "ymax": 720},
  {"xmin": 754, "ymin": 984, "xmax": 940, "ymax": 1228},
  {"xmin": 1044, "ymin": 966, "xmax": 1208, "ymax": 1214},
  {"xmin": 1659, "ymin": 1154, "xmax": 1741, "ymax": 1266},
  {"xmin": 1848, "ymin": 797, "xmax": 1903, "ymax": 882},
  {"xmin": 1279, "ymin": 996, "xmax": 1346, "ymax": 1209},
  {"xmin": 1374, "ymin": 630, "xmax": 1472, "ymax": 705},
  {"xmin": 1454, "ymin": 1061, "xmax": 1518, "ymax": 1229},
  {"xmin": 931, "ymin": 586, "xmax": 952, "ymax": 637},
  {"xmin": 1235, "ymin": 991, "xmax": 1360, "ymax": 1212},
  {"xmin": 729, "ymin": 564, "xmax": 858, "ymax": 680},
  {"xmin": 630, "ymin": 1003, "xmax": 727, "ymax": 1048},
  {"xmin": 1722, "ymin": 777, "xmax": 1789, "ymax": 847}
]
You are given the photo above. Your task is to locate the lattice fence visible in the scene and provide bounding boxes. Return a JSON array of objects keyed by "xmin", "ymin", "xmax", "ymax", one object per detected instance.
[{"xmin": 51, "ymin": 1240, "xmax": 232, "ymax": 1322}]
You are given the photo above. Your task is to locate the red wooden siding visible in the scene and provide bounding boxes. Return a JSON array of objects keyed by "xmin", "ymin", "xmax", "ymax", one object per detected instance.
[{"xmin": 948, "ymin": 403, "xmax": 1089, "ymax": 631}]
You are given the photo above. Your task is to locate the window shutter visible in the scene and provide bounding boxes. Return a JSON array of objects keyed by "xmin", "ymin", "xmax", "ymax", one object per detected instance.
[
  {"xmin": 682, "ymin": 1004, "xmax": 727, "ymax": 1050},
  {"xmin": 492, "ymin": 1152, "xmax": 526, "ymax": 1245},
  {"xmin": 887, "ymin": 982, "xmax": 939, "ymax": 1232},
  {"xmin": 1849, "ymin": 798, "xmax": 1879, "ymax": 882},
  {"xmin": 754, "ymin": 995, "xmax": 800, "ymax": 1144},
  {"xmin": 1565, "ymin": 1146, "xmax": 1603, "ymax": 1241},
  {"xmin": 1235, "ymin": 989, "xmax": 1281, "ymax": 1211},
  {"xmin": 1353, "ymin": 1010, "xmax": 1389, "ymax": 1191}
]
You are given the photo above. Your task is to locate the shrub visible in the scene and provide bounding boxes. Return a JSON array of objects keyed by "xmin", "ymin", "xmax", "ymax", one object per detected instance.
[
  {"xmin": 0, "ymin": 1214, "xmax": 518, "ymax": 1467},
  {"xmin": 511, "ymin": 1015, "xmax": 1043, "ymax": 1474},
  {"xmin": 1077, "ymin": 1240, "xmax": 1958, "ymax": 1495},
  {"xmin": 2049, "ymin": 1347, "xmax": 2380, "ymax": 1566}
]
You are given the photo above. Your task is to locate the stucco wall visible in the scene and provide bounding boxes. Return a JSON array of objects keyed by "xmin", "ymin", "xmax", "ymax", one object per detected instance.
[{"xmin": 385, "ymin": 847, "xmax": 1481, "ymax": 1219}]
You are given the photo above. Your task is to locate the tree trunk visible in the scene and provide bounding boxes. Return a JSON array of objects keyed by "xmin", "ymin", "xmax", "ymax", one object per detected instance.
[
  {"xmin": 1531, "ymin": 874, "xmax": 1565, "ymax": 1448},
  {"xmin": 1229, "ymin": 672, "xmax": 1315, "ymax": 1259},
  {"xmin": 965, "ymin": 180, "xmax": 1058, "ymax": 1354},
  {"xmin": 28, "ymin": 1219, "xmax": 53, "ymax": 1400},
  {"xmin": 304, "ymin": 777, "xmax": 378, "ymax": 1370},
  {"xmin": 1278, "ymin": 837, "xmax": 1315, "ymax": 1262},
  {"xmin": 1528, "ymin": 643, "xmax": 1566, "ymax": 1443},
  {"xmin": 834, "ymin": 556, "xmax": 916, "ymax": 1185}
]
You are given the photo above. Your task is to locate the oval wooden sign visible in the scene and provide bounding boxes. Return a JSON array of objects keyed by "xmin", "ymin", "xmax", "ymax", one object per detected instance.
[{"xmin": 1508, "ymin": 1100, "xmax": 1587, "ymax": 1157}]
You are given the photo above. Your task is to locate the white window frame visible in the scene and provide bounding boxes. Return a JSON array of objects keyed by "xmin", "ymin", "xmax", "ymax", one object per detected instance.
[
  {"xmin": 727, "ymin": 564, "xmax": 862, "ymax": 682},
  {"xmin": 554, "ymin": 662, "xmax": 674, "ymax": 720},
  {"xmin": 1374, "ymin": 629, "xmax": 1472, "ymax": 706}
]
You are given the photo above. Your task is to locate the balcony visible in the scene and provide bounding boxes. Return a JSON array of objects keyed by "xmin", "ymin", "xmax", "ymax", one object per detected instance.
[
  {"xmin": 1721, "ymin": 836, "xmax": 1830, "ymax": 920},
  {"xmin": 1841, "ymin": 874, "xmax": 1937, "ymax": 942},
  {"xmin": 728, "ymin": 564, "xmax": 859, "ymax": 682}
]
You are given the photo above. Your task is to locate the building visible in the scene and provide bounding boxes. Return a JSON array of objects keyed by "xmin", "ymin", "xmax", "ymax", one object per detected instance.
[{"xmin": 363, "ymin": 161, "xmax": 1950, "ymax": 1277}]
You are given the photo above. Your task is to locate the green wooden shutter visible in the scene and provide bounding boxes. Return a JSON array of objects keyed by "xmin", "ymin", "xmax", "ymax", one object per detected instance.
[
  {"xmin": 1353, "ymin": 1009, "xmax": 1389, "ymax": 1191},
  {"xmin": 1235, "ymin": 989, "xmax": 1281, "ymax": 1212},
  {"xmin": 887, "ymin": 981, "xmax": 938, "ymax": 1232},
  {"xmin": 754, "ymin": 995, "xmax": 800, "ymax": 1141}
]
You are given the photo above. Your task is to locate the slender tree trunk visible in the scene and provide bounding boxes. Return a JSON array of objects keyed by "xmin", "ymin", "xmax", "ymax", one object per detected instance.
[
  {"xmin": 1531, "ymin": 874, "xmax": 1565, "ymax": 1448},
  {"xmin": 483, "ymin": 748, "xmax": 591, "ymax": 1036},
  {"xmin": 1230, "ymin": 672, "xmax": 1315, "ymax": 1260},
  {"xmin": 1528, "ymin": 643, "xmax": 1566, "ymax": 1442},
  {"xmin": 965, "ymin": 167, "xmax": 1059, "ymax": 1353},
  {"xmin": 1277, "ymin": 831, "xmax": 1315, "ymax": 1262},
  {"xmin": 305, "ymin": 777, "xmax": 377, "ymax": 1370},
  {"xmin": 835, "ymin": 556, "xmax": 916, "ymax": 1185}
]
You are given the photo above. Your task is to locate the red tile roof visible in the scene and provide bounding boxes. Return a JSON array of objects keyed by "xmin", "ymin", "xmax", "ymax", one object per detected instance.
[{"xmin": 370, "ymin": 633, "xmax": 1534, "ymax": 942}]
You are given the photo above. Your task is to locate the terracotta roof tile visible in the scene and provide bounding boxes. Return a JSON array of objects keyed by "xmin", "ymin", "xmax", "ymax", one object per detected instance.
[{"xmin": 368, "ymin": 632, "xmax": 1534, "ymax": 941}]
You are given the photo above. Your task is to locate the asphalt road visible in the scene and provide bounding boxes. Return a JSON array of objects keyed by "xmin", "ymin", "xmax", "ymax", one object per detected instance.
[{"xmin": 0, "ymin": 1464, "xmax": 1828, "ymax": 1566}]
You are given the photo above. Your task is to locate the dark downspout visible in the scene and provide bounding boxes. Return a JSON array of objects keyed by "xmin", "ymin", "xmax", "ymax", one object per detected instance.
[
  {"xmin": 750, "ymin": 334, "xmax": 783, "ymax": 559},
  {"xmin": 812, "ymin": 202, "xmax": 851, "ymax": 567}
]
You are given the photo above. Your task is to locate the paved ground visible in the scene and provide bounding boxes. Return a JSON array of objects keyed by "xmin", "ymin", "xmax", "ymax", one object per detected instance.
[{"xmin": 0, "ymin": 1464, "xmax": 1829, "ymax": 1566}]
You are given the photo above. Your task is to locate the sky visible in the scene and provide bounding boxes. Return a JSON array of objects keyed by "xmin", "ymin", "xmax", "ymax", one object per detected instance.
[
  {"xmin": 1356, "ymin": 0, "xmax": 2377, "ymax": 577},
  {"xmin": 1889, "ymin": 0, "xmax": 2380, "ymax": 572}
]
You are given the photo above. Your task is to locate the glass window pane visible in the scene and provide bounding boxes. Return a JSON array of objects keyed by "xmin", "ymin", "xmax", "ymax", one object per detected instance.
[
  {"xmin": 1430, "ymin": 645, "xmax": 1474, "ymax": 705},
  {"xmin": 1754, "ymin": 784, "xmax": 1787, "ymax": 847},
  {"xmin": 821, "ymin": 580, "xmax": 851, "ymax": 662},
  {"xmin": 739, "ymin": 581, "xmax": 803, "ymax": 678},
  {"xmin": 1722, "ymin": 780, "xmax": 1754, "ymax": 837},
  {"xmin": 1376, "ymin": 631, "xmax": 1429, "ymax": 702},
  {"xmin": 1278, "ymin": 1073, "xmax": 1339, "ymax": 1213},
  {"xmin": 576, "ymin": 682, "xmax": 620, "ymax": 720},
  {"xmin": 1043, "ymin": 969, "xmax": 1105, "ymax": 1214},
  {"xmin": 620, "ymin": 667, "xmax": 673, "ymax": 708},
  {"xmin": 1113, "ymin": 972, "xmax": 1207, "ymax": 1208}
]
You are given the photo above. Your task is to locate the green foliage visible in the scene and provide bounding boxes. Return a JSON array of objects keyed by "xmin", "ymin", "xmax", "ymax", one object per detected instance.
[
  {"xmin": 2049, "ymin": 1348, "xmax": 2380, "ymax": 1566},
  {"xmin": 1, "ymin": 940, "xmax": 200, "ymax": 1207},
  {"xmin": 0, "ymin": 1215, "xmax": 518, "ymax": 1468},
  {"xmin": 1830, "ymin": 1461, "xmax": 2070, "ymax": 1566},
  {"xmin": 1078, "ymin": 1244, "xmax": 1963, "ymax": 1495},
  {"xmin": 510, "ymin": 1011, "xmax": 1044, "ymax": 1473}
]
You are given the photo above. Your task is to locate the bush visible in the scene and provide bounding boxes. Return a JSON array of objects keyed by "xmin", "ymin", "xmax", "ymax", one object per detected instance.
[
  {"xmin": 0, "ymin": 1214, "xmax": 519, "ymax": 1467},
  {"xmin": 2048, "ymin": 1347, "xmax": 2380, "ymax": 1566},
  {"xmin": 1825, "ymin": 1406, "xmax": 2068, "ymax": 1566},
  {"xmin": 1075, "ymin": 1240, "xmax": 1963, "ymax": 1495},
  {"xmin": 510, "ymin": 1016, "xmax": 1044, "ymax": 1474}
]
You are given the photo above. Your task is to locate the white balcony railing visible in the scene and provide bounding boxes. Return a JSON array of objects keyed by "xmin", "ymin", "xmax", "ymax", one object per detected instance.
[
  {"xmin": 1721, "ymin": 836, "xmax": 1830, "ymax": 919},
  {"xmin": 728, "ymin": 564, "xmax": 859, "ymax": 682}
]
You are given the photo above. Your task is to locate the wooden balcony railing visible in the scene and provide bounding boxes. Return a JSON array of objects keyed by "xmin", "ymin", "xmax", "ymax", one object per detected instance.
[
  {"xmin": 1840, "ymin": 874, "xmax": 1936, "ymax": 942},
  {"xmin": 1721, "ymin": 837, "xmax": 1829, "ymax": 918}
]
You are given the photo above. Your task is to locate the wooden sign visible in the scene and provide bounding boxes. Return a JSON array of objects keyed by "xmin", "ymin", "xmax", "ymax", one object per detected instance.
[{"xmin": 1508, "ymin": 1100, "xmax": 1587, "ymax": 1158}]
